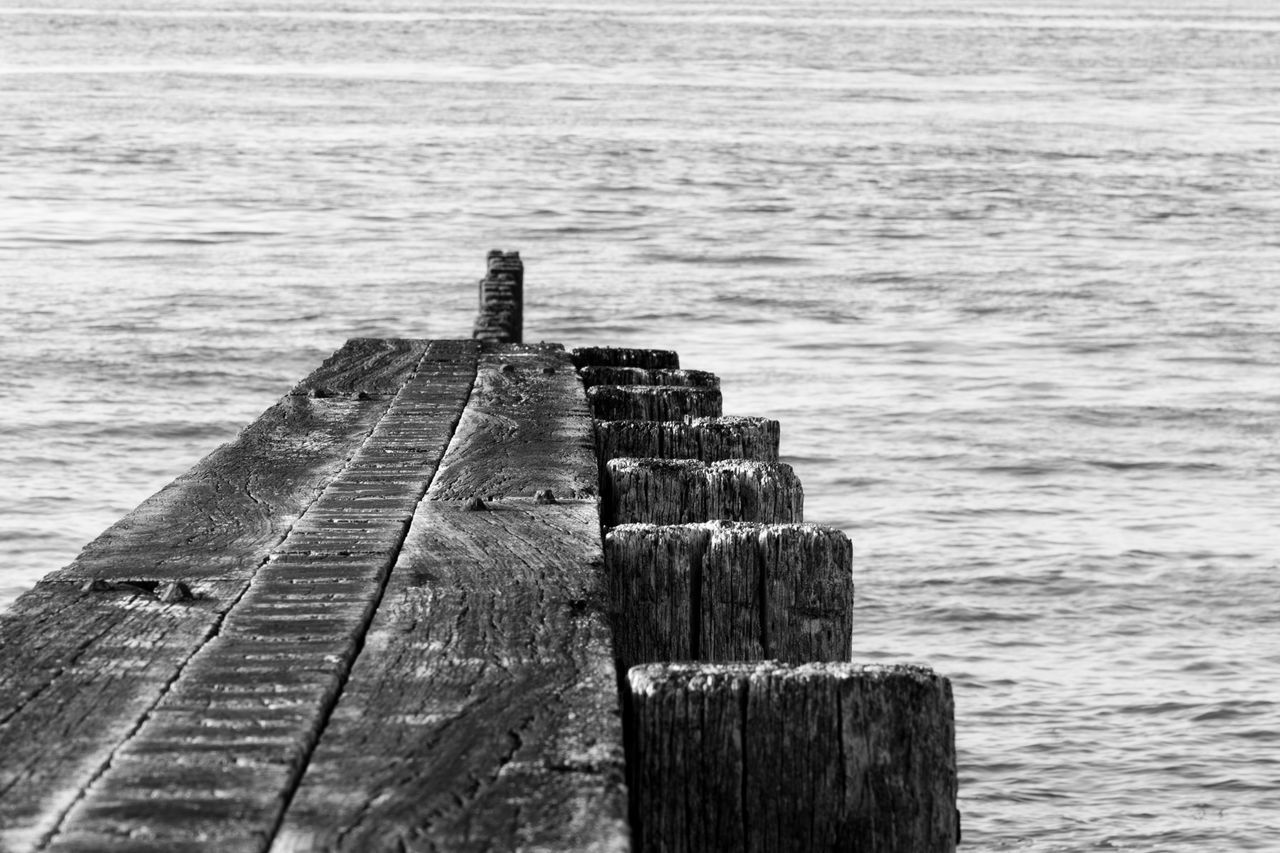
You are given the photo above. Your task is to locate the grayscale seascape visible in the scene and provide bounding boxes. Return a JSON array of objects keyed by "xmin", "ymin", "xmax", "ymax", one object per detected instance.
[{"xmin": 1, "ymin": 0, "xmax": 1277, "ymax": 848}]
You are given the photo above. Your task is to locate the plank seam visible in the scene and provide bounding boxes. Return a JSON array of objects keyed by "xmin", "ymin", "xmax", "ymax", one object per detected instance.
[
  {"xmin": 32, "ymin": 365, "xmax": 426, "ymax": 852},
  {"xmin": 263, "ymin": 344, "xmax": 480, "ymax": 849},
  {"xmin": 33, "ymin": 559, "xmax": 262, "ymax": 849}
]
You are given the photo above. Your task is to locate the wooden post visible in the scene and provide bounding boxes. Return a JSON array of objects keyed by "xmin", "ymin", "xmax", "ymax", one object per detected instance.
[
  {"xmin": 627, "ymin": 662, "xmax": 959, "ymax": 853},
  {"xmin": 571, "ymin": 347, "xmax": 679, "ymax": 370},
  {"xmin": 699, "ymin": 522, "xmax": 766, "ymax": 662},
  {"xmin": 594, "ymin": 416, "xmax": 780, "ymax": 467},
  {"xmin": 604, "ymin": 522, "xmax": 852, "ymax": 671},
  {"xmin": 604, "ymin": 458, "xmax": 802, "ymax": 526},
  {"xmin": 706, "ymin": 460, "xmax": 803, "ymax": 525},
  {"xmin": 586, "ymin": 385, "xmax": 723, "ymax": 421},
  {"xmin": 473, "ymin": 249, "xmax": 523, "ymax": 344},
  {"xmin": 578, "ymin": 366, "xmax": 720, "ymax": 390},
  {"xmin": 604, "ymin": 458, "xmax": 708, "ymax": 527},
  {"xmin": 603, "ymin": 524, "xmax": 708, "ymax": 669},
  {"xmin": 758, "ymin": 523, "xmax": 852, "ymax": 664}
]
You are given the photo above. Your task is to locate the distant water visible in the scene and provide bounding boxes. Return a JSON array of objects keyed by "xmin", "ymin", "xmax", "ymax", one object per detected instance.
[{"xmin": 2, "ymin": 0, "xmax": 1279, "ymax": 848}]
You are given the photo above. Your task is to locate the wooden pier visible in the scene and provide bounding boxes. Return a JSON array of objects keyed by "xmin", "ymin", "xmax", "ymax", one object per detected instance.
[{"xmin": 0, "ymin": 254, "xmax": 957, "ymax": 852}]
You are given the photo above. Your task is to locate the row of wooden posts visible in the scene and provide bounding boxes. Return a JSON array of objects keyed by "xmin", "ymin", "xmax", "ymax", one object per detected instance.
[
  {"xmin": 0, "ymin": 253, "xmax": 953, "ymax": 852},
  {"xmin": 477, "ymin": 253, "xmax": 959, "ymax": 850}
]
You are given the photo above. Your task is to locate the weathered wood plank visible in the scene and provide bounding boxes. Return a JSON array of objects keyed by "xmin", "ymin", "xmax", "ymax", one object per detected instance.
[
  {"xmin": 272, "ymin": 500, "xmax": 628, "ymax": 853},
  {"xmin": 627, "ymin": 663, "xmax": 958, "ymax": 853},
  {"xmin": 274, "ymin": 343, "xmax": 627, "ymax": 852},
  {"xmin": 0, "ymin": 580, "xmax": 244, "ymax": 853},
  {"xmin": 53, "ymin": 395, "xmax": 393, "ymax": 584},
  {"xmin": 0, "ymin": 389, "xmax": 399, "ymax": 850},
  {"xmin": 36, "ymin": 341, "xmax": 478, "ymax": 852},
  {"xmin": 427, "ymin": 345, "xmax": 598, "ymax": 501},
  {"xmin": 290, "ymin": 338, "xmax": 430, "ymax": 398}
]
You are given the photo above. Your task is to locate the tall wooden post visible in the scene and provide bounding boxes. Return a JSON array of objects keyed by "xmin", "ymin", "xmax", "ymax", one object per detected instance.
[{"xmin": 473, "ymin": 249, "xmax": 523, "ymax": 344}]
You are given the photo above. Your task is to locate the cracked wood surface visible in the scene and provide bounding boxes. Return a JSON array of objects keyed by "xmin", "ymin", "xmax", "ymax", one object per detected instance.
[
  {"xmin": 0, "ymin": 339, "xmax": 474, "ymax": 851},
  {"xmin": 427, "ymin": 346, "xmax": 599, "ymax": 501},
  {"xmin": 272, "ymin": 346, "xmax": 628, "ymax": 853}
]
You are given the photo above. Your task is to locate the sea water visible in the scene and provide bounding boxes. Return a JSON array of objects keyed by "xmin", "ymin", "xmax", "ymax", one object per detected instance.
[{"xmin": 1, "ymin": 0, "xmax": 1278, "ymax": 848}]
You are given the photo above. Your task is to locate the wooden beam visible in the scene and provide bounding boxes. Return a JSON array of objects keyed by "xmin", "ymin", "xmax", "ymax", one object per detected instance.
[
  {"xmin": 0, "ymin": 340, "xmax": 476, "ymax": 851},
  {"xmin": 427, "ymin": 346, "xmax": 599, "ymax": 502},
  {"xmin": 271, "ymin": 345, "xmax": 628, "ymax": 852}
]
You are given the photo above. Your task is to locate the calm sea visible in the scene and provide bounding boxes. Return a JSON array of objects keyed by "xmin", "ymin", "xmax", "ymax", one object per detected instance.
[{"xmin": 2, "ymin": 0, "xmax": 1278, "ymax": 848}]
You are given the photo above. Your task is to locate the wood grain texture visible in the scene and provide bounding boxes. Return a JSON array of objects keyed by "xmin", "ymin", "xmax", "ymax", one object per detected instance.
[
  {"xmin": 758, "ymin": 524, "xmax": 852, "ymax": 664},
  {"xmin": 427, "ymin": 345, "xmax": 598, "ymax": 501},
  {"xmin": 603, "ymin": 524, "xmax": 708, "ymax": 672},
  {"xmin": 0, "ymin": 580, "xmax": 245, "ymax": 853},
  {"xmin": 36, "ymin": 341, "xmax": 479, "ymax": 853},
  {"xmin": 0, "ymin": 340, "xmax": 477, "ymax": 852},
  {"xmin": 627, "ymin": 662, "xmax": 958, "ymax": 853},
  {"xmin": 586, "ymin": 386, "xmax": 722, "ymax": 422},
  {"xmin": 271, "ymin": 500, "xmax": 629, "ymax": 853},
  {"xmin": 699, "ymin": 523, "xmax": 766, "ymax": 663},
  {"xmin": 593, "ymin": 417, "xmax": 780, "ymax": 468},
  {"xmin": 273, "ymin": 342, "xmax": 627, "ymax": 852},
  {"xmin": 570, "ymin": 347, "xmax": 679, "ymax": 370},
  {"xmin": 53, "ymin": 395, "xmax": 392, "ymax": 584},
  {"xmin": 290, "ymin": 338, "xmax": 430, "ymax": 399},
  {"xmin": 578, "ymin": 367, "xmax": 719, "ymax": 390},
  {"xmin": 604, "ymin": 522, "xmax": 852, "ymax": 671},
  {"xmin": 705, "ymin": 461, "xmax": 803, "ymax": 525},
  {"xmin": 604, "ymin": 459, "xmax": 802, "ymax": 526},
  {"xmin": 604, "ymin": 459, "xmax": 708, "ymax": 527},
  {"xmin": 0, "ymin": 390, "xmax": 397, "ymax": 850}
]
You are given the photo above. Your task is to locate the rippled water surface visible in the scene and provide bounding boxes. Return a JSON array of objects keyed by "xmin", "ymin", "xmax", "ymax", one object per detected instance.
[{"xmin": 2, "ymin": 1, "xmax": 1279, "ymax": 848}]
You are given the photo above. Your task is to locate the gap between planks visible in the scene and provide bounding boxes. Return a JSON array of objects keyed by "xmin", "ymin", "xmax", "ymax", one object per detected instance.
[{"xmin": 33, "ymin": 341, "xmax": 478, "ymax": 853}]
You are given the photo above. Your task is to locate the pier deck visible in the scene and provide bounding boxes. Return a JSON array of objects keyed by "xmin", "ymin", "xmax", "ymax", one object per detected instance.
[
  {"xmin": 1, "ymin": 339, "xmax": 627, "ymax": 853},
  {"xmin": 1, "ymin": 254, "xmax": 957, "ymax": 852}
]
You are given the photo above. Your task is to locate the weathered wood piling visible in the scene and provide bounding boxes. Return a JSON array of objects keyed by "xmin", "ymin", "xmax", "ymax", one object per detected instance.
[
  {"xmin": 628, "ymin": 663, "xmax": 957, "ymax": 853},
  {"xmin": 473, "ymin": 249, "xmax": 523, "ymax": 344},
  {"xmin": 0, "ymin": 253, "xmax": 957, "ymax": 852}
]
